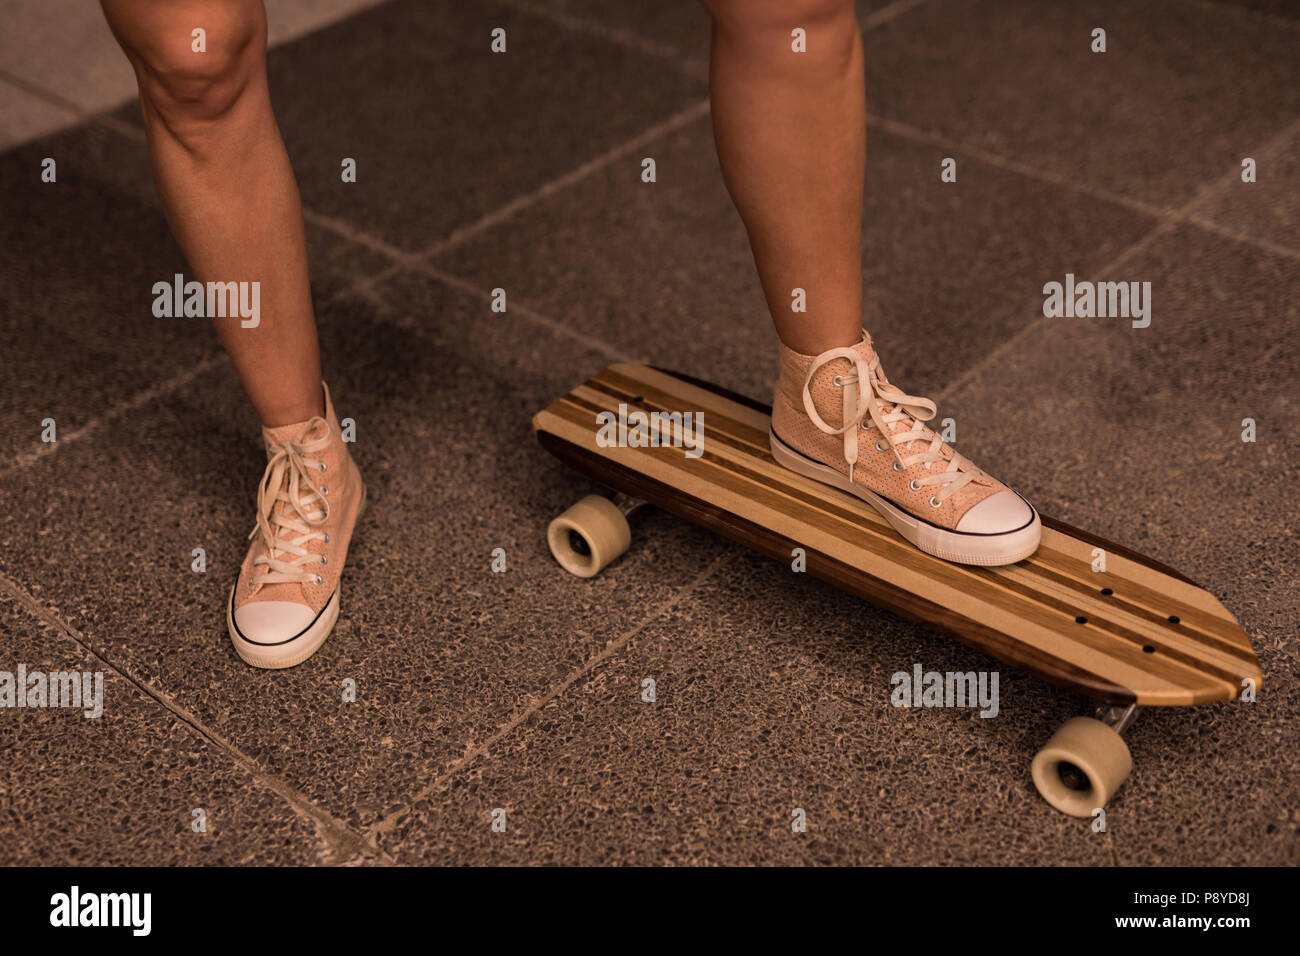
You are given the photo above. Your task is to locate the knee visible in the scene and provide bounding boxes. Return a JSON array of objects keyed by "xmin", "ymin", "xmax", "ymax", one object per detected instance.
[
  {"xmin": 701, "ymin": 0, "xmax": 857, "ymax": 37},
  {"xmin": 124, "ymin": 1, "xmax": 264, "ymax": 129}
]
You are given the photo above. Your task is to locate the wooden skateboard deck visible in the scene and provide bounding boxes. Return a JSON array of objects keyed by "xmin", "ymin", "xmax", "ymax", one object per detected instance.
[{"xmin": 534, "ymin": 363, "xmax": 1262, "ymax": 708}]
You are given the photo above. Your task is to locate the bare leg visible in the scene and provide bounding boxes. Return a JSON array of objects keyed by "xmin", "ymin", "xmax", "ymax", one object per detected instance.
[
  {"xmin": 100, "ymin": 0, "xmax": 322, "ymax": 425},
  {"xmin": 702, "ymin": 1, "xmax": 1041, "ymax": 564},
  {"xmin": 700, "ymin": 0, "xmax": 865, "ymax": 354}
]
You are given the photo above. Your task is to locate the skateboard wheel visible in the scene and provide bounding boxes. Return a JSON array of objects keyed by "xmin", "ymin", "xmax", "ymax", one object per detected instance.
[
  {"xmin": 1030, "ymin": 716, "xmax": 1132, "ymax": 818},
  {"xmin": 547, "ymin": 495, "xmax": 631, "ymax": 578}
]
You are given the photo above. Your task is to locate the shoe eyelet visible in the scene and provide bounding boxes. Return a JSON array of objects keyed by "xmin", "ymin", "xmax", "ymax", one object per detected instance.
[
  {"xmin": 319, "ymin": 462, "xmax": 328, "ymax": 472},
  {"xmin": 909, "ymin": 479, "xmax": 922, "ymax": 491},
  {"xmin": 875, "ymin": 441, "xmax": 886, "ymax": 451},
  {"xmin": 321, "ymin": 486, "xmax": 329, "ymax": 495},
  {"xmin": 320, "ymin": 555, "xmax": 328, "ymax": 565},
  {"xmin": 323, "ymin": 533, "xmax": 330, "ymax": 544},
  {"xmin": 314, "ymin": 575, "xmax": 324, "ymax": 586},
  {"xmin": 929, "ymin": 496, "xmax": 942, "ymax": 508},
  {"xmin": 831, "ymin": 375, "xmax": 843, "ymax": 387},
  {"xmin": 891, "ymin": 461, "xmax": 904, "ymax": 472}
]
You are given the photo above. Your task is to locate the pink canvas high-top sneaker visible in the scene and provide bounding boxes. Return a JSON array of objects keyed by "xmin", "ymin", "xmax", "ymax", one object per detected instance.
[
  {"xmin": 227, "ymin": 382, "xmax": 366, "ymax": 667},
  {"xmin": 770, "ymin": 331, "xmax": 1040, "ymax": 565}
]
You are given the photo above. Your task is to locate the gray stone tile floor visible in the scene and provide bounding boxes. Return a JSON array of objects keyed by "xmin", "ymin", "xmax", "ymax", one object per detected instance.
[{"xmin": 0, "ymin": 0, "xmax": 1296, "ymax": 865}]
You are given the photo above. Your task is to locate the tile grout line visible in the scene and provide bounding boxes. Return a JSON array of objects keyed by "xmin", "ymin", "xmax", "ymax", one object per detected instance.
[
  {"xmin": 308, "ymin": 98, "xmax": 711, "ymax": 365},
  {"xmin": 492, "ymin": 0, "xmax": 707, "ymax": 77},
  {"xmin": 408, "ymin": 260, "xmax": 638, "ymax": 362},
  {"xmin": 300, "ymin": 207, "xmax": 423, "ymax": 268},
  {"xmin": 1180, "ymin": 213, "xmax": 1300, "ymax": 262},
  {"xmin": 1178, "ymin": 117, "xmax": 1300, "ymax": 215},
  {"xmin": 1193, "ymin": 0, "xmax": 1300, "ymax": 31},
  {"xmin": 321, "ymin": 258, "xmax": 636, "ymax": 366},
  {"xmin": 365, "ymin": 552, "xmax": 731, "ymax": 844},
  {"xmin": 860, "ymin": 0, "xmax": 933, "ymax": 31},
  {"xmin": 415, "ymin": 99, "xmax": 712, "ymax": 263},
  {"xmin": 934, "ymin": 116, "xmax": 1300, "ymax": 405},
  {"xmin": 91, "ymin": 111, "xmax": 146, "ymax": 144},
  {"xmin": 932, "ymin": 213, "xmax": 1172, "ymax": 406},
  {"xmin": 868, "ymin": 113, "xmax": 1172, "ymax": 210},
  {"xmin": 324, "ymin": 260, "xmax": 404, "ymax": 306},
  {"xmin": 0, "ymin": 66, "xmax": 92, "ymax": 120},
  {"xmin": 0, "ymin": 569, "xmax": 394, "ymax": 866},
  {"xmin": 0, "ymin": 353, "xmax": 228, "ymax": 479},
  {"xmin": 868, "ymin": 109, "xmax": 1297, "ymax": 264}
]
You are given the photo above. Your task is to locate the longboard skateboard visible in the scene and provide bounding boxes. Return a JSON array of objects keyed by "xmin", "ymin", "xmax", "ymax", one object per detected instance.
[{"xmin": 533, "ymin": 363, "xmax": 1263, "ymax": 817}]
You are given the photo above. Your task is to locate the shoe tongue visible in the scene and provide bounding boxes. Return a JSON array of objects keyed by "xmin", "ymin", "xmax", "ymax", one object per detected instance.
[
  {"xmin": 246, "ymin": 386, "xmax": 338, "ymax": 606},
  {"xmin": 252, "ymin": 421, "xmax": 321, "ymax": 603},
  {"xmin": 263, "ymin": 422, "xmax": 300, "ymax": 449},
  {"xmin": 830, "ymin": 335, "xmax": 877, "ymax": 375},
  {"xmin": 810, "ymin": 337, "xmax": 951, "ymax": 466},
  {"xmin": 262, "ymin": 418, "xmax": 326, "ymax": 460},
  {"xmin": 857, "ymin": 331, "xmax": 875, "ymax": 360}
]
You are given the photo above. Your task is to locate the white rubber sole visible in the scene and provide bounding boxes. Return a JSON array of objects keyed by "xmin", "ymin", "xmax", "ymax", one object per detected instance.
[
  {"xmin": 227, "ymin": 585, "xmax": 340, "ymax": 669},
  {"xmin": 770, "ymin": 428, "xmax": 1041, "ymax": 566}
]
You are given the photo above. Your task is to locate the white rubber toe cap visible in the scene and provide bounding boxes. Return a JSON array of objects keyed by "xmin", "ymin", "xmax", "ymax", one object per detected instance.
[
  {"xmin": 956, "ymin": 490, "xmax": 1034, "ymax": 534},
  {"xmin": 232, "ymin": 600, "xmax": 316, "ymax": 645}
]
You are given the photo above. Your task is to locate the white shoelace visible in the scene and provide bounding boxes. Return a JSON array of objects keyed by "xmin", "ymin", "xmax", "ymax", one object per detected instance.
[
  {"xmin": 801, "ymin": 346, "xmax": 981, "ymax": 506},
  {"xmin": 248, "ymin": 419, "xmax": 333, "ymax": 589}
]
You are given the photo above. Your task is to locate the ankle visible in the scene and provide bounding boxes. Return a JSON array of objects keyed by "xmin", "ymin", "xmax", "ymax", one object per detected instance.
[
  {"xmin": 257, "ymin": 384, "xmax": 327, "ymax": 429},
  {"xmin": 775, "ymin": 324, "xmax": 863, "ymax": 357}
]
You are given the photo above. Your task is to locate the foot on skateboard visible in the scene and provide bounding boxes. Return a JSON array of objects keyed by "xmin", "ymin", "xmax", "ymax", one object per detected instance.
[
  {"xmin": 533, "ymin": 363, "xmax": 1263, "ymax": 818},
  {"xmin": 771, "ymin": 330, "xmax": 1041, "ymax": 566}
]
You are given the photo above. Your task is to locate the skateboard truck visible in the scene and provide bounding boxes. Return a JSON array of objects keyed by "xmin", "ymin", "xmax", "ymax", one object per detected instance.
[
  {"xmin": 1095, "ymin": 702, "xmax": 1140, "ymax": 735},
  {"xmin": 610, "ymin": 491, "xmax": 647, "ymax": 518}
]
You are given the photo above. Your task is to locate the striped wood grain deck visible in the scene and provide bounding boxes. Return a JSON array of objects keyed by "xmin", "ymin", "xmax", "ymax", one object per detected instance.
[{"xmin": 534, "ymin": 364, "xmax": 1263, "ymax": 706}]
